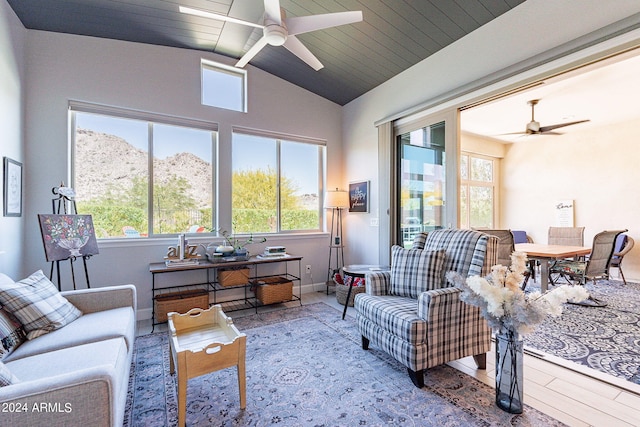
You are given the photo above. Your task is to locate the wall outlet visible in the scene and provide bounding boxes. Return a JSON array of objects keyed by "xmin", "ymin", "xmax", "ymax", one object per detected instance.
[{"xmin": 305, "ymin": 265, "xmax": 312, "ymax": 274}]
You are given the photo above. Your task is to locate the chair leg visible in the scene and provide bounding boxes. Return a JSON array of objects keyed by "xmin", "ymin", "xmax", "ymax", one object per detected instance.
[
  {"xmin": 407, "ymin": 368, "xmax": 425, "ymax": 388},
  {"xmin": 473, "ymin": 353, "xmax": 487, "ymax": 369},
  {"xmin": 361, "ymin": 336, "xmax": 369, "ymax": 350},
  {"xmin": 619, "ymin": 267, "xmax": 627, "ymax": 285}
]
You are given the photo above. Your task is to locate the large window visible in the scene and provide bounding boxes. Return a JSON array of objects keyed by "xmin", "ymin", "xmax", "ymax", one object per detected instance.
[
  {"xmin": 71, "ymin": 105, "xmax": 217, "ymax": 238},
  {"xmin": 460, "ymin": 153, "xmax": 497, "ymax": 229},
  {"xmin": 231, "ymin": 130, "xmax": 324, "ymax": 234}
]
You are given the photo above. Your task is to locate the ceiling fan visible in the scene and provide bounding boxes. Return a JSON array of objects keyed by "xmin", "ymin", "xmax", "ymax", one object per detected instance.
[
  {"xmin": 179, "ymin": 0, "xmax": 363, "ymax": 71},
  {"xmin": 507, "ymin": 99, "xmax": 590, "ymax": 135}
]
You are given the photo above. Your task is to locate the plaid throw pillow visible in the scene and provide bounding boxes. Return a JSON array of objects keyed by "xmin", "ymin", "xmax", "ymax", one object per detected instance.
[
  {"xmin": 0, "ymin": 360, "xmax": 18, "ymax": 386},
  {"xmin": 389, "ymin": 246, "xmax": 446, "ymax": 298},
  {"xmin": 0, "ymin": 307, "xmax": 26, "ymax": 360},
  {"xmin": 0, "ymin": 270, "xmax": 82, "ymax": 340}
]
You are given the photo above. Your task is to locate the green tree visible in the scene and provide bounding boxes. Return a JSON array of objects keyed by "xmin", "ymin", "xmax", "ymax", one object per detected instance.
[{"xmin": 232, "ymin": 168, "xmax": 317, "ymax": 233}]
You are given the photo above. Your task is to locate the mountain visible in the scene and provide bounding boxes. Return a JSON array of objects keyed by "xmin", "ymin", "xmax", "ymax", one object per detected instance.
[
  {"xmin": 74, "ymin": 129, "xmax": 319, "ymax": 210},
  {"xmin": 75, "ymin": 128, "xmax": 212, "ymax": 207}
]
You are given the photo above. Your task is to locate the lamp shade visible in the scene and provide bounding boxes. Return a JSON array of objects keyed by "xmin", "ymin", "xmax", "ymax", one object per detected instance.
[{"xmin": 324, "ymin": 189, "xmax": 349, "ymax": 209}]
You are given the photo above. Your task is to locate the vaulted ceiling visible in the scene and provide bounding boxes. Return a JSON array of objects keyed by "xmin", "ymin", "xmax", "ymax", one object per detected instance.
[{"xmin": 6, "ymin": 0, "xmax": 525, "ymax": 105}]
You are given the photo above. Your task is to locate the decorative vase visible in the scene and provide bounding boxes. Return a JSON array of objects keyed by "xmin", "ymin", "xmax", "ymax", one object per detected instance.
[
  {"xmin": 215, "ymin": 245, "xmax": 235, "ymax": 257},
  {"xmin": 494, "ymin": 329, "xmax": 524, "ymax": 414}
]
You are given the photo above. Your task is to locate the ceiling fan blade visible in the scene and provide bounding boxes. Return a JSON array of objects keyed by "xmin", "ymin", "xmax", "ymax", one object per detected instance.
[
  {"xmin": 263, "ymin": 0, "xmax": 282, "ymax": 25},
  {"xmin": 283, "ymin": 35, "xmax": 323, "ymax": 71},
  {"xmin": 236, "ymin": 37, "xmax": 269, "ymax": 68},
  {"xmin": 287, "ymin": 11, "xmax": 363, "ymax": 36},
  {"xmin": 179, "ymin": 6, "xmax": 263, "ymax": 29},
  {"xmin": 539, "ymin": 119, "xmax": 590, "ymax": 133}
]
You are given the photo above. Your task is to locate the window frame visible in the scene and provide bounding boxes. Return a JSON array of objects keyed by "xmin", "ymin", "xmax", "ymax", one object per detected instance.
[
  {"xmin": 231, "ymin": 126, "xmax": 326, "ymax": 235},
  {"xmin": 201, "ymin": 59, "xmax": 248, "ymax": 113},
  {"xmin": 459, "ymin": 151, "xmax": 500, "ymax": 229},
  {"xmin": 69, "ymin": 101, "xmax": 218, "ymax": 239}
]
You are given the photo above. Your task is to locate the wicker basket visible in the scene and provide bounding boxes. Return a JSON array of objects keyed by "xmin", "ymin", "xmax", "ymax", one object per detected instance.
[
  {"xmin": 336, "ymin": 283, "xmax": 366, "ymax": 307},
  {"xmin": 218, "ymin": 268, "xmax": 250, "ymax": 287},
  {"xmin": 155, "ymin": 289, "xmax": 209, "ymax": 323},
  {"xmin": 254, "ymin": 276, "xmax": 293, "ymax": 305}
]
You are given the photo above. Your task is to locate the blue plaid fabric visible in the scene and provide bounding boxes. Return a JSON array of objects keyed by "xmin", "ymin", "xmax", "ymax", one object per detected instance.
[
  {"xmin": 389, "ymin": 246, "xmax": 446, "ymax": 298},
  {"xmin": 355, "ymin": 229, "xmax": 495, "ymax": 375},
  {"xmin": 422, "ymin": 229, "xmax": 491, "ymax": 285},
  {"xmin": 365, "ymin": 271, "xmax": 390, "ymax": 296},
  {"xmin": 412, "ymin": 233, "xmax": 428, "ymax": 250}
]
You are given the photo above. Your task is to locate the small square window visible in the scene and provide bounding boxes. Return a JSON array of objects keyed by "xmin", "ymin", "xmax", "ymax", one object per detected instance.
[{"xmin": 201, "ymin": 60, "xmax": 247, "ymax": 112}]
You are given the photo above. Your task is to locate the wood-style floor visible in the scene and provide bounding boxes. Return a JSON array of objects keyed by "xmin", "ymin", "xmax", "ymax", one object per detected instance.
[{"xmin": 138, "ymin": 290, "xmax": 640, "ymax": 427}]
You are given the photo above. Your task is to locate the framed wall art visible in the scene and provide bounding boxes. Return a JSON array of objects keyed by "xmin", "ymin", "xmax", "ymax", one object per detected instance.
[
  {"xmin": 3, "ymin": 157, "xmax": 22, "ymax": 217},
  {"xmin": 38, "ymin": 214, "xmax": 100, "ymax": 262},
  {"xmin": 349, "ymin": 181, "xmax": 369, "ymax": 213}
]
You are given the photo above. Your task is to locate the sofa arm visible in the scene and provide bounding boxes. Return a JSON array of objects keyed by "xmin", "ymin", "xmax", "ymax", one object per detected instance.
[
  {"xmin": 417, "ymin": 287, "xmax": 491, "ymax": 367},
  {"xmin": 0, "ymin": 366, "xmax": 116, "ymax": 427},
  {"xmin": 62, "ymin": 284, "xmax": 136, "ymax": 314},
  {"xmin": 365, "ymin": 271, "xmax": 391, "ymax": 296}
]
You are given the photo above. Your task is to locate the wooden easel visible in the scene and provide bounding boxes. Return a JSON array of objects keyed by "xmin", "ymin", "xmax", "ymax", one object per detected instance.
[{"xmin": 49, "ymin": 184, "xmax": 92, "ymax": 291}]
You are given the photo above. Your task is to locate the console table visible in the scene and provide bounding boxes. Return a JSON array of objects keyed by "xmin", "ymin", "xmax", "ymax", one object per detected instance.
[{"xmin": 149, "ymin": 255, "xmax": 302, "ymax": 330}]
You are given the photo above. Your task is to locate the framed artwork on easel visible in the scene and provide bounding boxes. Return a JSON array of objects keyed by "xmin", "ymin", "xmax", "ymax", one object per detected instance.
[{"xmin": 38, "ymin": 214, "xmax": 99, "ymax": 262}]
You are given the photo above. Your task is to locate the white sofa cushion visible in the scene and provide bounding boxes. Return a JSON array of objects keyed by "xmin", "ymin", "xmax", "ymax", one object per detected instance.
[
  {"xmin": 4, "ymin": 306, "xmax": 134, "ymax": 363},
  {"xmin": 0, "ymin": 271, "xmax": 82, "ymax": 339}
]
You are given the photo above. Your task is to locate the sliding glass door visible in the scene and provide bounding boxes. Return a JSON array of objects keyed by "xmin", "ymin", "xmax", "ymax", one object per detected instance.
[
  {"xmin": 392, "ymin": 110, "xmax": 458, "ymax": 249},
  {"xmin": 397, "ymin": 122, "xmax": 446, "ymax": 247}
]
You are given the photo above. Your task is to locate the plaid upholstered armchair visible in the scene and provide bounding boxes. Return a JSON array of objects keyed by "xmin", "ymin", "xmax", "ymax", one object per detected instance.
[{"xmin": 354, "ymin": 229, "xmax": 497, "ymax": 388}]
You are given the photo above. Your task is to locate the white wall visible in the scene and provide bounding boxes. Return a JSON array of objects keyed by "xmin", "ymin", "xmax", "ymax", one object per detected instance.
[
  {"xmin": 342, "ymin": 0, "xmax": 640, "ymax": 266},
  {"xmin": 20, "ymin": 30, "xmax": 342, "ymax": 317},
  {"xmin": 501, "ymin": 120, "xmax": 640, "ymax": 279},
  {"xmin": 0, "ymin": 1, "xmax": 25, "ymax": 279}
]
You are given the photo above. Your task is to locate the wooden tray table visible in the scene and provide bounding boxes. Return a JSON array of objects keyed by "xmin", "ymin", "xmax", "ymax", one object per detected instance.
[{"xmin": 168, "ymin": 305, "xmax": 246, "ymax": 426}]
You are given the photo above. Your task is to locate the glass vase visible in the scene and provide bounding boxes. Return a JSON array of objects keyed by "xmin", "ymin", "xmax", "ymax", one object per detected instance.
[{"xmin": 494, "ymin": 329, "xmax": 524, "ymax": 414}]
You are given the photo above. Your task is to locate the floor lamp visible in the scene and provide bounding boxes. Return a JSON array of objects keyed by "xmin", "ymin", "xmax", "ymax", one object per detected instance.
[{"xmin": 325, "ymin": 188, "xmax": 349, "ymax": 293}]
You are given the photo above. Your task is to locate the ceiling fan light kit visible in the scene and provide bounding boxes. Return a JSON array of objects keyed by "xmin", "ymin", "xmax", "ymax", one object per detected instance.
[{"xmin": 180, "ymin": 0, "xmax": 362, "ymax": 71}]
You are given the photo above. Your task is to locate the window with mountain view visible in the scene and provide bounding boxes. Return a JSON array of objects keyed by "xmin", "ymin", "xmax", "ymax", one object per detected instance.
[
  {"xmin": 71, "ymin": 109, "xmax": 217, "ymax": 238},
  {"xmin": 232, "ymin": 131, "xmax": 324, "ymax": 234}
]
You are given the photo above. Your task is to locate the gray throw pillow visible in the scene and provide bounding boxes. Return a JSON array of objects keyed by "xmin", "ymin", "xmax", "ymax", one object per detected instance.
[
  {"xmin": 0, "ymin": 307, "xmax": 26, "ymax": 360},
  {"xmin": 0, "ymin": 270, "xmax": 82, "ymax": 340},
  {"xmin": 389, "ymin": 246, "xmax": 446, "ymax": 298}
]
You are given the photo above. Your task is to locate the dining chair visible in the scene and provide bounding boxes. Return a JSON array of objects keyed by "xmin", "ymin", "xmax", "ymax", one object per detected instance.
[
  {"xmin": 511, "ymin": 230, "xmax": 533, "ymax": 244},
  {"xmin": 512, "ymin": 230, "xmax": 536, "ymax": 285},
  {"xmin": 481, "ymin": 229, "xmax": 515, "ymax": 268},
  {"xmin": 547, "ymin": 226, "xmax": 585, "ymax": 285},
  {"xmin": 549, "ymin": 229, "xmax": 627, "ymax": 306},
  {"xmin": 548, "ymin": 226, "xmax": 585, "ymax": 246},
  {"xmin": 609, "ymin": 234, "xmax": 634, "ymax": 285}
]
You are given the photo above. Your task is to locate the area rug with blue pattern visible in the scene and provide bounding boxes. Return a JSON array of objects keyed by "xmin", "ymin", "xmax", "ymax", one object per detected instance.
[
  {"xmin": 525, "ymin": 279, "xmax": 640, "ymax": 385},
  {"xmin": 124, "ymin": 302, "xmax": 564, "ymax": 426}
]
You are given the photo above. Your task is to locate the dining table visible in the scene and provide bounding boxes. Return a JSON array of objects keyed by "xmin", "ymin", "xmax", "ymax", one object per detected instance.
[{"xmin": 514, "ymin": 243, "xmax": 592, "ymax": 292}]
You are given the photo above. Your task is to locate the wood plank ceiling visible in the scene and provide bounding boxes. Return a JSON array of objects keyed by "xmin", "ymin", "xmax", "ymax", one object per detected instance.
[{"xmin": 7, "ymin": 0, "xmax": 525, "ymax": 105}]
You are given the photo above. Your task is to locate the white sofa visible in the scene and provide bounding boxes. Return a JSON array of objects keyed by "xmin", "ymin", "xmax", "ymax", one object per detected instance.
[{"xmin": 0, "ymin": 284, "xmax": 136, "ymax": 427}]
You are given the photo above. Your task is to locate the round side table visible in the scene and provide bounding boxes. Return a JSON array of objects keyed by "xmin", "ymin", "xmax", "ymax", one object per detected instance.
[{"xmin": 340, "ymin": 265, "xmax": 390, "ymax": 319}]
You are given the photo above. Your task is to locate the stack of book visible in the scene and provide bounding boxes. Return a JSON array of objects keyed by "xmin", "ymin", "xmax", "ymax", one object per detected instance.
[
  {"xmin": 165, "ymin": 257, "xmax": 200, "ymax": 267},
  {"xmin": 257, "ymin": 246, "xmax": 288, "ymax": 259}
]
